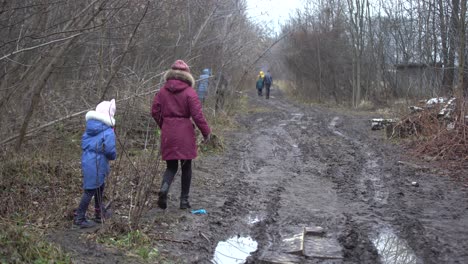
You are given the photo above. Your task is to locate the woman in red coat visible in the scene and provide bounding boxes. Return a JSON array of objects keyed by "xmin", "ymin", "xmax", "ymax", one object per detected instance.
[{"xmin": 151, "ymin": 60, "xmax": 211, "ymax": 209}]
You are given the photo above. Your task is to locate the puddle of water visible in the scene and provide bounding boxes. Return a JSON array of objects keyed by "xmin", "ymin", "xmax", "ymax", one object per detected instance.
[
  {"xmin": 212, "ymin": 236, "xmax": 258, "ymax": 264},
  {"xmin": 372, "ymin": 227, "xmax": 418, "ymax": 264}
]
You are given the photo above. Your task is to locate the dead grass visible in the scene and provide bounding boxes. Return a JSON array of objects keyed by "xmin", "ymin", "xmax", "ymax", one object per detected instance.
[
  {"xmin": 0, "ymin": 93, "xmax": 239, "ymax": 262},
  {"xmin": 390, "ymin": 100, "xmax": 468, "ymax": 169},
  {"xmin": 0, "ymin": 148, "xmax": 82, "ymax": 228},
  {"xmin": 0, "ymin": 218, "xmax": 70, "ymax": 263}
]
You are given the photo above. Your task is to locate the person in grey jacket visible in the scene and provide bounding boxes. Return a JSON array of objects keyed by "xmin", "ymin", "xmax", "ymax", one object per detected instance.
[
  {"xmin": 197, "ymin": 68, "xmax": 210, "ymax": 104},
  {"xmin": 264, "ymin": 70, "xmax": 273, "ymax": 99}
]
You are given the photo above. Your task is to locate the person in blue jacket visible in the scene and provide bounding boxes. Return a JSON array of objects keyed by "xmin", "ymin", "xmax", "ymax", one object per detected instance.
[
  {"xmin": 264, "ymin": 70, "xmax": 273, "ymax": 99},
  {"xmin": 197, "ymin": 68, "xmax": 210, "ymax": 104},
  {"xmin": 256, "ymin": 75, "xmax": 264, "ymax": 96},
  {"xmin": 74, "ymin": 99, "xmax": 117, "ymax": 228}
]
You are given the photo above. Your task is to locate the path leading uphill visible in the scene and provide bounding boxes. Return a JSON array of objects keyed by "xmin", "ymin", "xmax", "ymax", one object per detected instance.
[{"xmin": 51, "ymin": 87, "xmax": 468, "ymax": 263}]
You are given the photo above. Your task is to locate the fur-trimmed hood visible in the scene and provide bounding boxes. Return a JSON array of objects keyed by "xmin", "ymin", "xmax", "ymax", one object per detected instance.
[
  {"xmin": 164, "ymin": 69, "xmax": 195, "ymax": 87},
  {"xmin": 86, "ymin": 110, "xmax": 116, "ymax": 127}
]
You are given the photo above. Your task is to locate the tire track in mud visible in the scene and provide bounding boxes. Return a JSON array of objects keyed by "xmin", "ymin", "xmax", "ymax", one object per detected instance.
[
  {"xmin": 219, "ymin": 95, "xmax": 379, "ymax": 263},
  {"xmin": 226, "ymin": 93, "xmax": 422, "ymax": 263},
  {"xmin": 248, "ymin": 99, "xmax": 381, "ymax": 263},
  {"xmin": 179, "ymin": 91, "xmax": 468, "ymax": 263},
  {"xmin": 46, "ymin": 91, "xmax": 468, "ymax": 263},
  {"xmin": 143, "ymin": 90, "xmax": 467, "ymax": 264},
  {"xmin": 323, "ymin": 113, "xmax": 467, "ymax": 264}
]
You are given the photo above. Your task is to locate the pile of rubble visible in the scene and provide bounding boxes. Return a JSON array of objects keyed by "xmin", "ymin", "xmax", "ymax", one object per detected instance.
[
  {"xmin": 371, "ymin": 97, "xmax": 467, "ymax": 165},
  {"xmin": 371, "ymin": 97, "xmax": 459, "ymax": 138}
]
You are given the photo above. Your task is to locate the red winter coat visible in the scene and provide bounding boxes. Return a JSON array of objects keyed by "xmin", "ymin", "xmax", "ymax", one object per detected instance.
[{"xmin": 151, "ymin": 70, "xmax": 211, "ymax": 160}]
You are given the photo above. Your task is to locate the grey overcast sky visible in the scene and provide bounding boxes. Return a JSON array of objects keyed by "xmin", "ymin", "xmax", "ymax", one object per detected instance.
[{"xmin": 246, "ymin": 0, "xmax": 303, "ymax": 32}]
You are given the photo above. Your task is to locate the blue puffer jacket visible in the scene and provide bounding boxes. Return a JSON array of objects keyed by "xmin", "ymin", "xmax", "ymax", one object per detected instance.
[
  {"xmin": 81, "ymin": 112, "xmax": 116, "ymax": 190},
  {"xmin": 197, "ymin": 68, "xmax": 210, "ymax": 99}
]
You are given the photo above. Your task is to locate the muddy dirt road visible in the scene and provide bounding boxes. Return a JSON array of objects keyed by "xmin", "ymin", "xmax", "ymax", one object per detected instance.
[{"xmin": 52, "ymin": 88, "xmax": 468, "ymax": 263}]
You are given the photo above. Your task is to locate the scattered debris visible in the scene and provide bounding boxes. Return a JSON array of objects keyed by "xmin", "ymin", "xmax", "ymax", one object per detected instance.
[
  {"xmin": 304, "ymin": 226, "xmax": 325, "ymax": 236},
  {"xmin": 191, "ymin": 209, "xmax": 207, "ymax": 215},
  {"xmin": 409, "ymin": 106, "xmax": 424, "ymax": 113},
  {"xmin": 199, "ymin": 231, "xmax": 211, "ymax": 244},
  {"xmin": 371, "ymin": 118, "xmax": 397, "ymax": 130},
  {"xmin": 411, "ymin": 181, "xmax": 419, "ymax": 187},
  {"xmin": 438, "ymin": 97, "xmax": 456, "ymax": 119},
  {"xmin": 270, "ymin": 225, "xmax": 342, "ymax": 262},
  {"xmin": 426, "ymin": 97, "xmax": 446, "ymax": 106},
  {"xmin": 388, "ymin": 96, "xmax": 467, "ymax": 167},
  {"xmin": 396, "ymin": 160, "xmax": 429, "ymax": 171}
]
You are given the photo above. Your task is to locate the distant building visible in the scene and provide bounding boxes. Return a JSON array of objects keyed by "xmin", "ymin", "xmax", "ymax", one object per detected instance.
[{"xmin": 393, "ymin": 63, "xmax": 443, "ymax": 97}]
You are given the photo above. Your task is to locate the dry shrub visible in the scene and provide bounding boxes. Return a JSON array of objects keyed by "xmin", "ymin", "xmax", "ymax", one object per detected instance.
[
  {"xmin": 414, "ymin": 122, "xmax": 468, "ymax": 167},
  {"xmin": 391, "ymin": 102, "xmax": 467, "ymax": 168},
  {"xmin": 390, "ymin": 107, "xmax": 442, "ymax": 138},
  {"xmin": 0, "ymin": 151, "xmax": 82, "ymax": 228},
  {"xmin": 0, "ymin": 219, "xmax": 70, "ymax": 263},
  {"xmin": 357, "ymin": 100, "xmax": 375, "ymax": 110}
]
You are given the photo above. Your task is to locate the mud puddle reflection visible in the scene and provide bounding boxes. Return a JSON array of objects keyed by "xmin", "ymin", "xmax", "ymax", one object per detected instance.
[
  {"xmin": 372, "ymin": 227, "xmax": 418, "ymax": 264},
  {"xmin": 212, "ymin": 236, "xmax": 258, "ymax": 264}
]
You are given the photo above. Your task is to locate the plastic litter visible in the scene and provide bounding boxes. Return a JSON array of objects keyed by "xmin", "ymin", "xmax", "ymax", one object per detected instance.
[{"xmin": 191, "ymin": 209, "xmax": 207, "ymax": 215}]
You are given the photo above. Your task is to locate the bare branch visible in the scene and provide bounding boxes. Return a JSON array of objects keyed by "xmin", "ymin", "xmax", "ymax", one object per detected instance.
[{"xmin": 0, "ymin": 33, "xmax": 82, "ymax": 62}]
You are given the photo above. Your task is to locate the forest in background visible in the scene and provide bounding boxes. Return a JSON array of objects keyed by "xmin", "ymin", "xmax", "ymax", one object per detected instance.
[
  {"xmin": 1, "ymin": 0, "xmax": 467, "ymax": 151},
  {"xmin": 277, "ymin": 0, "xmax": 467, "ymax": 107},
  {"xmin": 0, "ymin": 0, "xmax": 266, "ymax": 152},
  {"xmin": 0, "ymin": 2, "xmax": 266, "ymax": 260}
]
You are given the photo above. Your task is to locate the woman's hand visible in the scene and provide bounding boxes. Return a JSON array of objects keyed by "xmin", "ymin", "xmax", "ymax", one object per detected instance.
[{"xmin": 203, "ymin": 134, "xmax": 211, "ymax": 144}]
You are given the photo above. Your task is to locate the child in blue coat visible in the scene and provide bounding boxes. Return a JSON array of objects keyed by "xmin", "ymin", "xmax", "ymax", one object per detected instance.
[
  {"xmin": 74, "ymin": 99, "xmax": 117, "ymax": 228},
  {"xmin": 197, "ymin": 68, "xmax": 210, "ymax": 104},
  {"xmin": 256, "ymin": 76, "xmax": 264, "ymax": 96}
]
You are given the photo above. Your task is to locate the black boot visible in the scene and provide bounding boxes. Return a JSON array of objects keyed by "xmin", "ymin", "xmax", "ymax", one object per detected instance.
[
  {"xmin": 180, "ymin": 196, "xmax": 191, "ymax": 209},
  {"xmin": 157, "ymin": 161, "xmax": 178, "ymax": 209},
  {"xmin": 180, "ymin": 160, "xmax": 192, "ymax": 209},
  {"xmin": 157, "ymin": 181, "xmax": 170, "ymax": 209}
]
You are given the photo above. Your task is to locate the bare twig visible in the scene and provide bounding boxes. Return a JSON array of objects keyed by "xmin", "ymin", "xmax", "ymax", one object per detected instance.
[
  {"xmin": 1, "ymin": 75, "xmax": 214, "ymax": 146},
  {"xmin": 99, "ymin": 0, "xmax": 150, "ymax": 101},
  {"xmin": 0, "ymin": 33, "xmax": 83, "ymax": 62}
]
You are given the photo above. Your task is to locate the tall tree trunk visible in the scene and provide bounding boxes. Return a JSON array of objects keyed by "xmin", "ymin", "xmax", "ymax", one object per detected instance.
[
  {"xmin": 439, "ymin": 0, "xmax": 450, "ymax": 90},
  {"xmin": 456, "ymin": 0, "xmax": 466, "ymax": 118},
  {"xmin": 446, "ymin": 0, "xmax": 460, "ymax": 94},
  {"xmin": 316, "ymin": 33, "xmax": 322, "ymax": 103}
]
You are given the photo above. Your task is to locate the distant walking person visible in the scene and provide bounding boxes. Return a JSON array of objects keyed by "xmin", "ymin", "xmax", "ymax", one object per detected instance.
[
  {"xmin": 256, "ymin": 70, "xmax": 265, "ymax": 96},
  {"xmin": 74, "ymin": 99, "xmax": 117, "ymax": 228},
  {"xmin": 197, "ymin": 68, "xmax": 210, "ymax": 105},
  {"xmin": 264, "ymin": 70, "xmax": 273, "ymax": 99},
  {"xmin": 151, "ymin": 60, "xmax": 211, "ymax": 210},
  {"xmin": 258, "ymin": 70, "xmax": 265, "ymax": 79}
]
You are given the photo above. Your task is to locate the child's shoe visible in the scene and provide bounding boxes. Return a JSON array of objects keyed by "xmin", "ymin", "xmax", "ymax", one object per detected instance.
[
  {"xmin": 73, "ymin": 219, "xmax": 96, "ymax": 229},
  {"xmin": 94, "ymin": 208, "xmax": 112, "ymax": 223}
]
